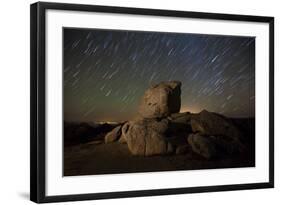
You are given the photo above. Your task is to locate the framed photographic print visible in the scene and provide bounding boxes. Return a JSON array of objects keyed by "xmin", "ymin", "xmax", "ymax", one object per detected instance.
[{"xmin": 30, "ymin": 2, "xmax": 274, "ymax": 203}]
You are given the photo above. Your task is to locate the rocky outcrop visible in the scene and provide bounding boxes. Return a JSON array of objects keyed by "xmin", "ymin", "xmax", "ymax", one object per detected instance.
[
  {"xmin": 104, "ymin": 125, "xmax": 122, "ymax": 143},
  {"xmin": 122, "ymin": 118, "xmax": 173, "ymax": 156},
  {"xmin": 102, "ymin": 81, "xmax": 246, "ymax": 159},
  {"xmin": 138, "ymin": 81, "xmax": 181, "ymax": 118}
]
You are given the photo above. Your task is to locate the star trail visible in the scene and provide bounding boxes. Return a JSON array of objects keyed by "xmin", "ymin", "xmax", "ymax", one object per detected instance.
[{"xmin": 63, "ymin": 28, "xmax": 255, "ymax": 122}]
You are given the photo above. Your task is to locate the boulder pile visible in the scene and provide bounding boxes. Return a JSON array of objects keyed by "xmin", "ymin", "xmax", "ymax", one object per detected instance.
[{"xmin": 104, "ymin": 81, "xmax": 245, "ymax": 158}]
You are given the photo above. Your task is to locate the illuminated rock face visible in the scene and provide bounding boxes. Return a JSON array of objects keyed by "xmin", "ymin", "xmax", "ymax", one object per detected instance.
[
  {"xmin": 104, "ymin": 125, "xmax": 122, "ymax": 143},
  {"xmin": 138, "ymin": 81, "xmax": 181, "ymax": 119},
  {"xmin": 122, "ymin": 118, "xmax": 173, "ymax": 156}
]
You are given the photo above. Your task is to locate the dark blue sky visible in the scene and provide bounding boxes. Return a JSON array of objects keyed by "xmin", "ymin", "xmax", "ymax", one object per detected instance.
[{"xmin": 63, "ymin": 28, "xmax": 255, "ymax": 122}]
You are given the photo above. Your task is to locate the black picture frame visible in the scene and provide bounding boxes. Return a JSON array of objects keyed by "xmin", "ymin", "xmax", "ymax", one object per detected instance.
[{"xmin": 30, "ymin": 2, "xmax": 274, "ymax": 203}]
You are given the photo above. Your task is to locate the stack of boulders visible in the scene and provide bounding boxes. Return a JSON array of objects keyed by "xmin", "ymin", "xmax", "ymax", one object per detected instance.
[
  {"xmin": 106, "ymin": 81, "xmax": 181, "ymax": 156},
  {"xmin": 104, "ymin": 81, "xmax": 245, "ymax": 158}
]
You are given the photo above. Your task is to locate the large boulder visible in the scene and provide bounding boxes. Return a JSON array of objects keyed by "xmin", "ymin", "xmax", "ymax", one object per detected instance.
[
  {"xmin": 187, "ymin": 133, "xmax": 217, "ymax": 159},
  {"xmin": 122, "ymin": 118, "xmax": 173, "ymax": 156},
  {"xmin": 138, "ymin": 81, "xmax": 181, "ymax": 118},
  {"xmin": 190, "ymin": 110, "xmax": 243, "ymax": 141},
  {"xmin": 104, "ymin": 125, "xmax": 122, "ymax": 143}
]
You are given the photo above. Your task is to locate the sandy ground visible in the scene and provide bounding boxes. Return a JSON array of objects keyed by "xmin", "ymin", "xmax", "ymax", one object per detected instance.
[{"xmin": 64, "ymin": 140, "xmax": 254, "ymax": 176}]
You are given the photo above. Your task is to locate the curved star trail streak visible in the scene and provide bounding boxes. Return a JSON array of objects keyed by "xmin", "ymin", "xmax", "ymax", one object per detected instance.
[{"xmin": 64, "ymin": 28, "xmax": 255, "ymax": 122}]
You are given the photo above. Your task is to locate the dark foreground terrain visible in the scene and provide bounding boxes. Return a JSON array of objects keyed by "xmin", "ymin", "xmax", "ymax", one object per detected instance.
[{"xmin": 64, "ymin": 117, "xmax": 255, "ymax": 176}]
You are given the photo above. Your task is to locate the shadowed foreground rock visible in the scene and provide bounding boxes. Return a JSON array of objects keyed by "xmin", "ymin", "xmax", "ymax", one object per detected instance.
[
  {"xmin": 187, "ymin": 133, "xmax": 217, "ymax": 159},
  {"xmin": 190, "ymin": 110, "xmax": 242, "ymax": 141},
  {"xmin": 190, "ymin": 110, "xmax": 245, "ymax": 155}
]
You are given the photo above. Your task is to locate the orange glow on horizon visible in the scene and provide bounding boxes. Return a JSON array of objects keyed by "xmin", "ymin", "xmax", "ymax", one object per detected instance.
[{"xmin": 180, "ymin": 105, "xmax": 202, "ymax": 114}]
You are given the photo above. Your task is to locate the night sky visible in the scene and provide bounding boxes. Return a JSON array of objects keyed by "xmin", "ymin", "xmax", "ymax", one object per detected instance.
[{"xmin": 63, "ymin": 28, "xmax": 255, "ymax": 122}]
